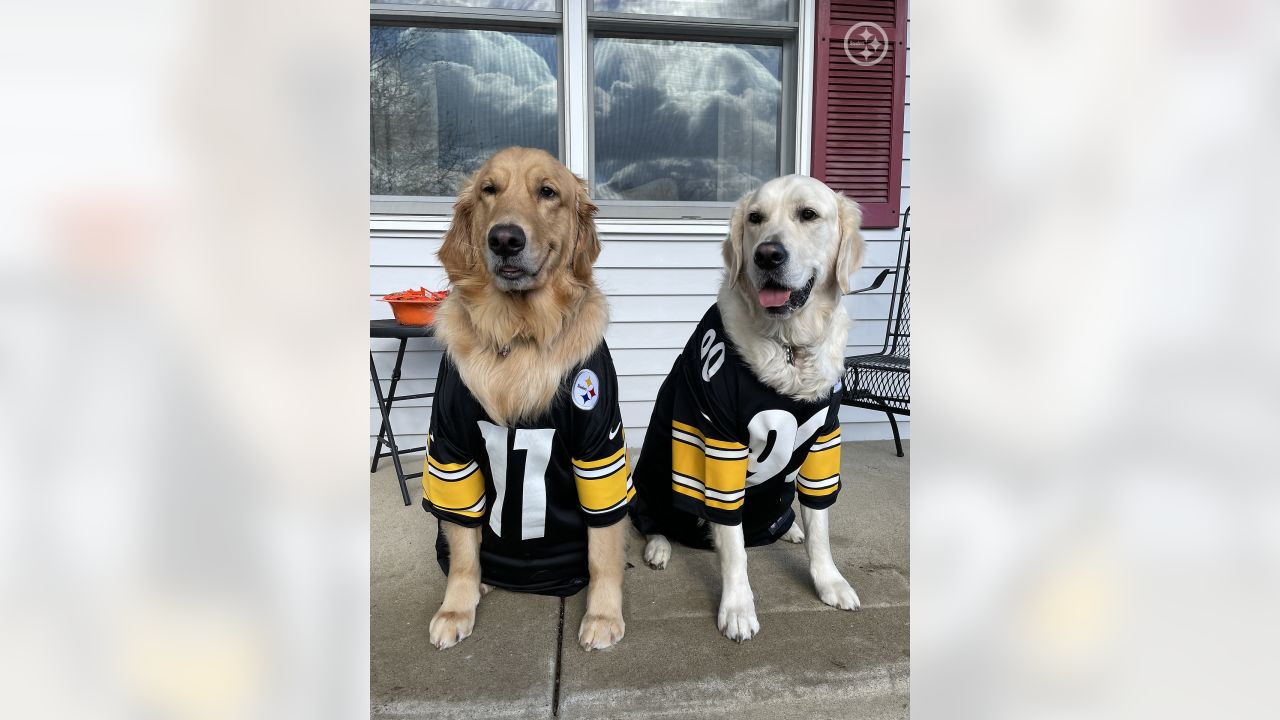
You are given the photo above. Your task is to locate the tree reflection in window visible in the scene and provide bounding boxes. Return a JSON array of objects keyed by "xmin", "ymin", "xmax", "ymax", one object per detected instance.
[{"xmin": 370, "ymin": 26, "xmax": 559, "ymax": 197}]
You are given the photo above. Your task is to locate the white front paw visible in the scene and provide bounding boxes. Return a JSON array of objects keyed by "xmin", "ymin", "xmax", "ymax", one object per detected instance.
[
  {"xmin": 643, "ymin": 535, "xmax": 671, "ymax": 570},
  {"xmin": 814, "ymin": 574, "xmax": 861, "ymax": 611},
  {"xmin": 780, "ymin": 523, "xmax": 806, "ymax": 544},
  {"xmin": 717, "ymin": 598, "xmax": 760, "ymax": 642}
]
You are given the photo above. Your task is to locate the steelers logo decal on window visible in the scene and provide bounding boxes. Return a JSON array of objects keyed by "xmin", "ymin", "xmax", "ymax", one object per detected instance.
[{"xmin": 572, "ymin": 369, "xmax": 601, "ymax": 411}]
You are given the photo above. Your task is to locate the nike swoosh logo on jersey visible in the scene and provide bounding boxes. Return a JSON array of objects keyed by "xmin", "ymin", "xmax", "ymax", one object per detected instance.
[{"xmin": 608, "ymin": 422, "xmax": 622, "ymax": 440}]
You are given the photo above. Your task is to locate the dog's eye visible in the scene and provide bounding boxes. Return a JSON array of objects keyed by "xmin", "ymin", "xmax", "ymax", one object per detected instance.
[
  {"xmin": 799, "ymin": 207, "xmax": 818, "ymax": 221},
  {"xmin": 481, "ymin": 184, "xmax": 497, "ymax": 196},
  {"xmin": 747, "ymin": 211, "xmax": 764, "ymax": 224},
  {"xmin": 539, "ymin": 185, "xmax": 558, "ymax": 199}
]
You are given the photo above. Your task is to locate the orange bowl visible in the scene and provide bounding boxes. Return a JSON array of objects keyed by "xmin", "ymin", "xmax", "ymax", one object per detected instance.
[
  {"xmin": 385, "ymin": 300, "xmax": 438, "ymax": 326},
  {"xmin": 381, "ymin": 288, "xmax": 448, "ymax": 326}
]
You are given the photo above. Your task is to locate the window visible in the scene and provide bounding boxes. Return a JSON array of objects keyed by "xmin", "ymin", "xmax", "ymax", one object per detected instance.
[
  {"xmin": 591, "ymin": 38, "xmax": 783, "ymax": 203},
  {"xmin": 370, "ymin": 26, "xmax": 560, "ymax": 197},
  {"xmin": 370, "ymin": 1, "xmax": 801, "ymax": 217}
]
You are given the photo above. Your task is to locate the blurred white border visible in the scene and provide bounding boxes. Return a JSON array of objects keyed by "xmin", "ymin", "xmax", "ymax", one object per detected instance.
[
  {"xmin": 0, "ymin": 1, "xmax": 368, "ymax": 718},
  {"xmin": 914, "ymin": 0, "xmax": 1280, "ymax": 717},
  {"xmin": 2, "ymin": 0, "xmax": 1278, "ymax": 717}
]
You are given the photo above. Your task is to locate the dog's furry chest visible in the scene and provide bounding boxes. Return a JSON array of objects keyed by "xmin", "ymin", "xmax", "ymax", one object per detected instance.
[
  {"xmin": 453, "ymin": 346, "xmax": 566, "ymax": 426},
  {"xmin": 432, "ymin": 287, "xmax": 609, "ymax": 427},
  {"xmin": 718, "ymin": 295, "xmax": 852, "ymax": 403}
]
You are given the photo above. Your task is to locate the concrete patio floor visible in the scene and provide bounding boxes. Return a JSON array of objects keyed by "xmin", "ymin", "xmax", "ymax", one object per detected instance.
[{"xmin": 371, "ymin": 440, "xmax": 909, "ymax": 719}]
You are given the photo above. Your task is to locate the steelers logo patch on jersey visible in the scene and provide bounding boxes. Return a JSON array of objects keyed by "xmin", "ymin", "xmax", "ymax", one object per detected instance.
[{"xmin": 572, "ymin": 369, "xmax": 601, "ymax": 410}]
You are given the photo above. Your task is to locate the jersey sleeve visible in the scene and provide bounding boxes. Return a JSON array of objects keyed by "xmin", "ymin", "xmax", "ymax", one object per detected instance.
[
  {"xmin": 668, "ymin": 328, "xmax": 751, "ymax": 525},
  {"xmin": 796, "ymin": 407, "xmax": 842, "ymax": 509},
  {"xmin": 569, "ymin": 346, "xmax": 634, "ymax": 527},
  {"xmin": 422, "ymin": 357, "xmax": 487, "ymax": 527}
]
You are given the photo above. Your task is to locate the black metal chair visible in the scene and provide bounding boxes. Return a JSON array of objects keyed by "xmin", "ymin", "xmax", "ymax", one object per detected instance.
[
  {"xmin": 370, "ymin": 319, "xmax": 436, "ymax": 505},
  {"xmin": 842, "ymin": 207, "xmax": 910, "ymax": 457}
]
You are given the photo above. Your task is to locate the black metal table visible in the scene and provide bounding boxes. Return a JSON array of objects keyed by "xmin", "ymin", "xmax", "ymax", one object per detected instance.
[{"xmin": 370, "ymin": 319, "xmax": 435, "ymax": 505}]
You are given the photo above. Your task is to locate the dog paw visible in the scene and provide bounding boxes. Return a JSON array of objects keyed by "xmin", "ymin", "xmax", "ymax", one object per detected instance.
[
  {"xmin": 717, "ymin": 600, "xmax": 760, "ymax": 642},
  {"xmin": 578, "ymin": 612, "xmax": 625, "ymax": 651},
  {"xmin": 429, "ymin": 608, "xmax": 475, "ymax": 649},
  {"xmin": 643, "ymin": 535, "xmax": 671, "ymax": 570},
  {"xmin": 480, "ymin": 583, "xmax": 494, "ymax": 597},
  {"xmin": 780, "ymin": 523, "xmax": 806, "ymax": 544},
  {"xmin": 815, "ymin": 576, "xmax": 861, "ymax": 611}
]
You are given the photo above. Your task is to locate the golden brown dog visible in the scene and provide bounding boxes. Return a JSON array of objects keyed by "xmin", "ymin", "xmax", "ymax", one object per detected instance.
[{"xmin": 427, "ymin": 147, "xmax": 626, "ymax": 651}]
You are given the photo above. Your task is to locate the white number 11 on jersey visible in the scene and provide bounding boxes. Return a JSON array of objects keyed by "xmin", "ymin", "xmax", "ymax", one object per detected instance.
[{"xmin": 478, "ymin": 421, "xmax": 554, "ymax": 540}]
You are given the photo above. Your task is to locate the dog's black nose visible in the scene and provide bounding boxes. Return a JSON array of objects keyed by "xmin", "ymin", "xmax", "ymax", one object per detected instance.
[
  {"xmin": 754, "ymin": 242, "xmax": 788, "ymax": 270},
  {"xmin": 487, "ymin": 224, "xmax": 526, "ymax": 258}
]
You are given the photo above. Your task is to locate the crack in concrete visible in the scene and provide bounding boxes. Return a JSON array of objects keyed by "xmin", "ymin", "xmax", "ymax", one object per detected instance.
[{"xmin": 551, "ymin": 597, "xmax": 565, "ymax": 718}]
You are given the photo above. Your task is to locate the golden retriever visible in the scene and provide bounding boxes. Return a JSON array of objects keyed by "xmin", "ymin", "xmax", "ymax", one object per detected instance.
[
  {"xmin": 630, "ymin": 175, "xmax": 865, "ymax": 641},
  {"xmin": 425, "ymin": 147, "xmax": 627, "ymax": 651}
]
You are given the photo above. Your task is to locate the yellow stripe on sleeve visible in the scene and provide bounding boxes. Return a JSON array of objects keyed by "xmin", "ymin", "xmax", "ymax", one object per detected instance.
[
  {"xmin": 816, "ymin": 428, "xmax": 841, "ymax": 444},
  {"xmin": 796, "ymin": 481, "xmax": 839, "ymax": 498},
  {"xmin": 423, "ymin": 465, "xmax": 485, "ymax": 514},
  {"xmin": 672, "ymin": 438, "xmax": 705, "ymax": 481},
  {"xmin": 672, "ymin": 482, "xmax": 704, "ymax": 503},
  {"xmin": 672, "ymin": 480, "xmax": 742, "ymax": 510},
  {"xmin": 436, "ymin": 503, "xmax": 486, "ymax": 519},
  {"xmin": 704, "ymin": 496, "xmax": 744, "ymax": 511},
  {"xmin": 572, "ymin": 446, "xmax": 626, "ymax": 470},
  {"xmin": 671, "ymin": 420, "xmax": 747, "ymax": 451},
  {"xmin": 672, "ymin": 438, "xmax": 748, "ymax": 493},
  {"xmin": 575, "ymin": 463, "xmax": 630, "ymax": 512},
  {"xmin": 427, "ymin": 455, "xmax": 473, "ymax": 473},
  {"xmin": 705, "ymin": 456, "xmax": 748, "ymax": 494},
  {"xmin": 799, "ymin": 445, "xmax": 841, "ymax": 483}
]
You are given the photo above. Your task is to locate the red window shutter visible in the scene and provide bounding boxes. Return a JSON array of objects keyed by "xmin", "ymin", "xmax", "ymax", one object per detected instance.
[{"xmin": 812, "ymin": 0, "xmax": 907, "ymax": 228}]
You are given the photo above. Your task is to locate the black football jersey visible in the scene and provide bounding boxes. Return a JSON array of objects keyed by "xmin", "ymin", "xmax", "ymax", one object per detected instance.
[
  {"xmin": 422, "ymin": 341, "xmax": 633, "ymax": 596},
  {"xmin": 630, "ymin": 304, "xmax": 843, "ymax": 549}
]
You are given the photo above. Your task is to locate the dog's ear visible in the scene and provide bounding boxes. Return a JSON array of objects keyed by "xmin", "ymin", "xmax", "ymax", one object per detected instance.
[
  {"xmin": 722, "ymin": 192, "xmax": 751, "ymax": 288},
  {"xmin": 570, "ymin": 175, "xmax": 600, "ymax": 283},
  {"xmin": 834, "ymin": 192, "xmax": 866, "ymax": 294},
  {"xmin": 438, "ymin": 172, "xmax": 482, "ymax": 281}
]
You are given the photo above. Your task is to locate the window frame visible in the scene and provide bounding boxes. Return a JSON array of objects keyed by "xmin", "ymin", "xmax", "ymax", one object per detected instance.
[{"xmin": 369, "ymin": 1, "xmax": 808, "ymax": 220}]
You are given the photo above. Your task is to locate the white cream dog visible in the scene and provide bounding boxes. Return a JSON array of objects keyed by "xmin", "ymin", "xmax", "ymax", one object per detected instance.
[{"xmin": 629, "ymin": 174, "xmax": 866, "ymax": 641}]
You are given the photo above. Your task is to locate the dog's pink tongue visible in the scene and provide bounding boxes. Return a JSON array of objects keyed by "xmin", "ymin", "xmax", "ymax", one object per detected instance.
[{"xmin": 758, "ymin": 287, "xmax": 792, "ymax": 308}]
